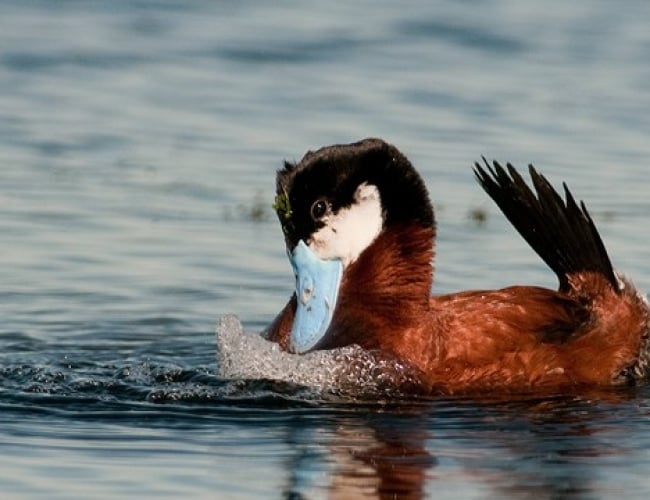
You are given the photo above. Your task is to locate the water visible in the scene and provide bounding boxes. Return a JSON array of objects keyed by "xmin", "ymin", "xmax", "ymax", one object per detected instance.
[{"xmin": 2, "ymin": 0, "xmax": 650, "ymax": 497}]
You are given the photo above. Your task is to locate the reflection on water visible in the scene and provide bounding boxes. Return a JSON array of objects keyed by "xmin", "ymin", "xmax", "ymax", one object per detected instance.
[
  {"xmin": 1, "ymin": 320, "xmax": 650, "ymax": 498},
  {"xmin": 276, "ymin": 391, "xmax": 650, "ymax": 499}
]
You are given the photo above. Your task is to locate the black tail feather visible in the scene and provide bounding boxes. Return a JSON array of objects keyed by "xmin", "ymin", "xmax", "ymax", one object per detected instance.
[{"xmin": 473, "ymin": 159, "xmax": 618, "ymax": 292}]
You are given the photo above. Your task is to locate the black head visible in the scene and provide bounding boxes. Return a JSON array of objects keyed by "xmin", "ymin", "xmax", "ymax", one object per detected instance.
[{"xmin": 274, "ymin": 138, "xmax": 435, "ymax": 256}]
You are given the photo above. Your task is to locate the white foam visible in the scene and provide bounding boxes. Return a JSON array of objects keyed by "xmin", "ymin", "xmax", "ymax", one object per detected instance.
[{"xmin": 215, "ymin": 314, "xmax": 422, "ymax": 398}]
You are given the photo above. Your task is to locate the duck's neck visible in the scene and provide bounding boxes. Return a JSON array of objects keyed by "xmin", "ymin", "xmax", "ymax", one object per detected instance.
[{"xmin": 327, "ymin": 225, "xmax": 435, "ymax": 349}]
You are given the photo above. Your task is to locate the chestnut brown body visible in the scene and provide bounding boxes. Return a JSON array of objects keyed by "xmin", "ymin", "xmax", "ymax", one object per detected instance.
[
  {"xmin": 265, "ymin": 140, "xmax": 650, "ymax": 394},
  {"xmin": 267, "ymin": 228, "xmax": 649, "ymax": 393}
]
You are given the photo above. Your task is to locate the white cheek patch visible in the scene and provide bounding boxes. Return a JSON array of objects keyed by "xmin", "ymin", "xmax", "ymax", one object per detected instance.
[{"xmin": 309, "ymin": 183, "xmax": 383, "ymax": 267}]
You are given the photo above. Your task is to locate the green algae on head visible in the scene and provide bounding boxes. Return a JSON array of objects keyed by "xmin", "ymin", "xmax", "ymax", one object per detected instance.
[{"xmin": 273, "ymin": 191, "xmax": 292, "ymax": 222}]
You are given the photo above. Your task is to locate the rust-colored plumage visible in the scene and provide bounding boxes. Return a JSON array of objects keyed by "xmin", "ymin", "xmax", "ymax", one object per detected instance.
[{"xmin": 265, "ymin": 140, "xmax": 650, "ymax": 394}]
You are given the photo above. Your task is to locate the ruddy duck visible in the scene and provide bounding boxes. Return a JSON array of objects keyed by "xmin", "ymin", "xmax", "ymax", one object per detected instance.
[{"xmin": 264, "ymin": 138, "xmax": 650, "ymax": 393}]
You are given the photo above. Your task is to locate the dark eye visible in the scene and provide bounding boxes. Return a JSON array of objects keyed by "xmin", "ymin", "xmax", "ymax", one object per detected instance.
[{"xmin": 310, "ymin": 199, "xmax": 329, "ymax": 220}]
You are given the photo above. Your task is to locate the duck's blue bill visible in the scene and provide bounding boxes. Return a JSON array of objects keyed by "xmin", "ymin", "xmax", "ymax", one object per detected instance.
[{"xmin": 289, "ymin": 240, "xmax": 343, "ymax": 354}]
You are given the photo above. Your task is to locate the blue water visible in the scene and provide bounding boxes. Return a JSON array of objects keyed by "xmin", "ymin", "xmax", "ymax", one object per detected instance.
[{"xmin": 2, "ymin": 0, "xmax": 650, "ymax": 497}]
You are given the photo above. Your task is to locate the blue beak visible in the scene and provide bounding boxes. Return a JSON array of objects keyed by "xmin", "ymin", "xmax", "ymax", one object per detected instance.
[{"xmin": 288, "ymin": 240, "xmax": 343, "ymax": 353}]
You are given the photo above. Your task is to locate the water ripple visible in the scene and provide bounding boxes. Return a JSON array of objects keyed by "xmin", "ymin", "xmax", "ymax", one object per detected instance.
[
  {"xmin": 1, "ymin": 51, "xmax": 149, "ymax": 72},
  {"xmin": 397, "ymin": 18, "xmax": 527, "ymax": 54}
]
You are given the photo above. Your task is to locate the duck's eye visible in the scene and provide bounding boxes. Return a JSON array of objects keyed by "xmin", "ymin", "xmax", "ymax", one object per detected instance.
[{"xmin": 310, "ymin": 199, "xmax": 329, "ymax": 221}]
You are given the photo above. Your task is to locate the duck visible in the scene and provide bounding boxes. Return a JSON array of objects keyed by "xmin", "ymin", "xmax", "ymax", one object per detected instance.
[{"xmin": 264, "ymin": 138, "xmax": 650, "ymax": 394}]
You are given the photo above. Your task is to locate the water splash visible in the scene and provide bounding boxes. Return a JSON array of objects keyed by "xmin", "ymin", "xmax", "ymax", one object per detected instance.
[{"xmin": 215, "ymin": 314, "xmax": 424, "ymax": 398}]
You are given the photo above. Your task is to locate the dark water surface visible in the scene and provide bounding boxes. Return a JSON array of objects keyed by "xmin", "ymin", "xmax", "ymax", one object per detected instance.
[{"xmin": 2, "ymin": 0, "xmax": 650, "ymax": 498}]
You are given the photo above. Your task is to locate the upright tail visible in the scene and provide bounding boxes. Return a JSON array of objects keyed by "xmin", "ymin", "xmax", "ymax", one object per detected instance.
[{"xmin": 473, "ymin": 159, "xmax": 619, "ymax": 293}]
